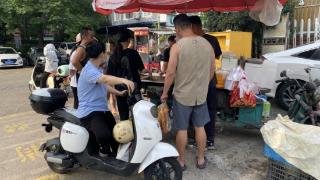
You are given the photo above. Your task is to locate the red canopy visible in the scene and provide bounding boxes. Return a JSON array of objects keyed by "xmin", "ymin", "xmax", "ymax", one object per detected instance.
[{"xmin": 93, "ymin": 0, "xmax": 288, "ymax": 15}]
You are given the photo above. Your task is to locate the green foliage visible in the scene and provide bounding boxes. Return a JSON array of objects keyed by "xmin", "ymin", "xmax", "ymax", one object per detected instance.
[{"xmin": 0, "ymin": 0, "xmax": 107, "ymax": 44}]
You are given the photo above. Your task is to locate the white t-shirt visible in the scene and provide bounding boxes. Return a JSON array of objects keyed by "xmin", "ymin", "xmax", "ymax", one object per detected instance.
[{"xmin": 69, "ymin": 50, "xmax": 77, "ymax": 87}]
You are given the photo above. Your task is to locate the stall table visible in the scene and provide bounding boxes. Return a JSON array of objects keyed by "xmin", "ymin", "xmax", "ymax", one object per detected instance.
[{"xmin": 141, "ymin": 75, "xmax": 270, "ymax": 128}]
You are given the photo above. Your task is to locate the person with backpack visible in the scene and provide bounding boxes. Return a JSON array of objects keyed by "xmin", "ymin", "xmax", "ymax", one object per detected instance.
[{"xmin": 107, "ymin": 29, "xmax": 145, "ymax": 120}]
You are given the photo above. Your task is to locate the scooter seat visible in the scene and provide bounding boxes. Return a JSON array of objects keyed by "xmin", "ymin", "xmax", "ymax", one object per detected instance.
[{"xmin": 53, "ymin": 108, "xmax": 81, "ymax": 125}]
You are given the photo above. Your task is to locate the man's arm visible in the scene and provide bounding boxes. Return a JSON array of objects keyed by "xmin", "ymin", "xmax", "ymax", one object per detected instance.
[
  {"xmin": 213, "ymin": 37, "xmax": 222, "ymax": 59},
  {"xmin": 210, "ymin": 49, "xmax": 216, "ymax": 80},
  {"xmin": 71, "ymin": 47, "xmax": 85, "ymax": 71},
  {"xmin": 161, "ymin": 44, "xmax": 179, "ymax": 101}
]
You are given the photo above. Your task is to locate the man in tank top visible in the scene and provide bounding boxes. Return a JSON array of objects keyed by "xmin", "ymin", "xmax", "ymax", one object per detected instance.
[
  {"xmin": 161, "ymin": 14, "xmax": 215, "ymax": 170},
  {"xmin": 71, "ymin": 27, "xmax": 95, "ymax": 73}
]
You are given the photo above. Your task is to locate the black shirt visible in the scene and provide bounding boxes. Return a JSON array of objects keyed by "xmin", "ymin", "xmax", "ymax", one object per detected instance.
[
  {"xmin": 162, "ymin": 47, "xmax": 171, "ymax": 62},
  {"xmin": 202, "ymin": 34, "xmax": 222, "ymax": 58},
  {"xmin": 107, "ymin": 48, "xmax": 144, "ymax": 89}
]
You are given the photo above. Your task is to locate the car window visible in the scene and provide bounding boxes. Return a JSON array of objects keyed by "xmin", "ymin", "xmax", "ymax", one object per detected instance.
[
  {"xmin": 67, "ymin": 43, "xmax": 76, "ymax": 49},
  {"xmin": 0, "ymin": 48, "xmax": 17, "ymax": 54},
  {"xmin": 295, "ymin": 48, "xmax": 318, "ymax": 59},
  {"xmin": 53, "ymin": 43, "xmax": 60, "ymax": 49},
  {"xmin": 60, "ymin": 44, "xmax": 66, "ymax": 50},
  {"xmin": 310, "ymin": 48, "xmax": 320, "ymax": 60}
]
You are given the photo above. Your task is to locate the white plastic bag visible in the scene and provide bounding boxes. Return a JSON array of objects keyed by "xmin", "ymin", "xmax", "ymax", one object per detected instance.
[
  {"xmin": 238, "ymin": 78, "xmax": 259, "ymax": 98},
  {"xmin": 224, "ymin": 66, "xmax": 247, "ymax": 90},
  {"xmin": 261, "ymin": 115, "xmax": 320, "ymax": 179},
  {"xmin": 249, "ymin": 0, "xmax": 283, "ymax": 26}
]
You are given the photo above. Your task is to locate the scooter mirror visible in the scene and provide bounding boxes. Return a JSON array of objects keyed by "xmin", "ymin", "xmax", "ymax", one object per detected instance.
[{"xmin": 280, "ymin": 70, "xmax": 287, "ymax": 77}]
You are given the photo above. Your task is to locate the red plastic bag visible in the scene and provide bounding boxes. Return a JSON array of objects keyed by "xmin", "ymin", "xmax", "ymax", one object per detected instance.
[{"xmin": 230, "ymin": 84, "xmax": 256, "ymax": 108}]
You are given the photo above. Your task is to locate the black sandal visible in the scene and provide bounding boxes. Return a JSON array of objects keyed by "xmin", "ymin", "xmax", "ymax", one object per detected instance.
[{"xmin": 196, "ymin": 157, "xmax": 207, "ymax": 169}]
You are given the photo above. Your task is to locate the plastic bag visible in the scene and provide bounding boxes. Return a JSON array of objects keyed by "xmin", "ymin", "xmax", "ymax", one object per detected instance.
[
  {"xmin": 158, "ymin": 103, "xmax": 171, "ymax": 134},
  {"xmin": 249, "ymin": 0, "xmax": 283, "ymax": 26},
  {"xmin": 224, "ymin": 66, "xmax": 247, "ymax": 90},
  {"xmin": 238, "ymin": 78, "xmax": 259, "ymax": 98},
  {"xmin": 230, "ymin": 79, "xmax": 257, "ymax": 108},
  {"xmin": 261, "ymin": 115, "xmax": 320, "ymax": 179}
]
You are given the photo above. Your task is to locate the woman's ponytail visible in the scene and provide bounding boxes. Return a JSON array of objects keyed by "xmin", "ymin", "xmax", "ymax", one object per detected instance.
[{"xmin": 114, "ymin": 40, "xmax": 123, "ymax": 64}]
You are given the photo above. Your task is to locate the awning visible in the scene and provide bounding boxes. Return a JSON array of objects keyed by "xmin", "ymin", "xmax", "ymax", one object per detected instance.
[{"xmin": 92, "ymin": 0, "xmax": 288, "ymax": 15}]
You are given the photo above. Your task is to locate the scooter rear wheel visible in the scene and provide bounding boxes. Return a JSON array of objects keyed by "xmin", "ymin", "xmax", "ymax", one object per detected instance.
[
  {"xmin": 46, "ymin": 145, "xmax": 73, "ymax": 174},
  {"xmin": 144, "ymin": 157, "xmax": 182, "ymax": 180},
  {"xmin": 47, "ymin": 161, "xmax": 71, "ymax": 174}
]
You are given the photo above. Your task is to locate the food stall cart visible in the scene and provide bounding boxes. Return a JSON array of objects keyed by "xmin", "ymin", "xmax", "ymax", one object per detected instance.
[{"xmin": 92, "ymin": 0, "xmax": 287, "ymax": 128}]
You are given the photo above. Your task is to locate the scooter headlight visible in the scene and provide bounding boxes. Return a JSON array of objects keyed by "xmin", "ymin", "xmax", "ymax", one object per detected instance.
[{"xmin": 150, "ymin": 105, "xmax": 158, "ymax": 118}]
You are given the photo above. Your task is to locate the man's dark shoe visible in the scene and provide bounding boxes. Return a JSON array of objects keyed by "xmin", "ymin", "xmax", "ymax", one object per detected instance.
[{"xmin": 206, "ymin": 140, "xmax": 215, "ymax": 150}]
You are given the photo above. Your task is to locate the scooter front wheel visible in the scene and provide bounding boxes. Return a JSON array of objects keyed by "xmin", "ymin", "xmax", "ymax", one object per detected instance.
[{"xmin": 144, "ymin": 157, "xmax": 182, "ymax": 180}]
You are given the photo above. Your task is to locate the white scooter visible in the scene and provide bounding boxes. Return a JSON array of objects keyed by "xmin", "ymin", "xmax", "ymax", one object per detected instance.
[
  {"xmin": 28, "ymin": 58, "xmax": 71, "ymax": 95},
  {"xmin": 29, "ymin": 88, "xmax": 182, "ymax": 179}
]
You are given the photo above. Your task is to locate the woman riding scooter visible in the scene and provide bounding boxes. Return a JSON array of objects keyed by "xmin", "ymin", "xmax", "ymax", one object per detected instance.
[
  {"xmin": 77, "ymin": 40, "xmax": 134, "ymax": 157},
  {"xmin": 40, "ymin": 43, "xmax": 59, "ymax": 88}
]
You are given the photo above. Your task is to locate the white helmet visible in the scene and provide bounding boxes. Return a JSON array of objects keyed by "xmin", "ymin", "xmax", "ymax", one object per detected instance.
[{"xmin": 113, "ymin": 120, "xmax": 134, "ymax": 144}]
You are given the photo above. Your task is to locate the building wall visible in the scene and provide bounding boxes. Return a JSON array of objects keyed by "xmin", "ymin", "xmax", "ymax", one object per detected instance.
[
  {"xmin": 110, "ymin": 12, "xmax": 166, "ymax": 26},
  {"xmin": 262, "ymin": 15, "xmax": 289, "ymax": 54}
]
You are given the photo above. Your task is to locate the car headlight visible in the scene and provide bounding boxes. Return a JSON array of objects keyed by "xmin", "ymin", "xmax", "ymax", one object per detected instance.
[{"xmin": 17, "ymin": 57, "xmax": 23, "ymax": 64}]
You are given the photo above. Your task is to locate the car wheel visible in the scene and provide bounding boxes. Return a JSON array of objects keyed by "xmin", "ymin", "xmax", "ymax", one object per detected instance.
[{"xmin": 276, "ymin": 81, "xmax": 304, "ymax": 110}]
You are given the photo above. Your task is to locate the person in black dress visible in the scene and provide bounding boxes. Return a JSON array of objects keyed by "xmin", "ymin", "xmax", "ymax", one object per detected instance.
[{"xmin": 107, "ymin": 29, "xmax": 145, "ymax": 120}]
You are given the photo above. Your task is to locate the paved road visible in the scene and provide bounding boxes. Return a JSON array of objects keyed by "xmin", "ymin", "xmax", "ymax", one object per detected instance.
[{"xmin": 0, "ymin": 67, "xmax": 286, "ymax": 180}]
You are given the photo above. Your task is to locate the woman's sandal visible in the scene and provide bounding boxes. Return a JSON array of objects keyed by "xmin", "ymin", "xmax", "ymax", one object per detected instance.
[{"xmin": 196, "ymin": 156, "xmax": 208, "ymax": 169}]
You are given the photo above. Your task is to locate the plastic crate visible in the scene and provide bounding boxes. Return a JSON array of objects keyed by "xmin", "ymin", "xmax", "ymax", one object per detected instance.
[
  {"xmin": 264, "ymin": 145, "xmax": 317, "ymax": 180},
  {"xmin": 237, "ymin": 100, "xmax": 263, "ymax": 127},
  {"xmin": 267, "ymin": 159, "xmax": 317, "ymax": 180},
  {"xmin": 264, "ymin": 144, "xmax": 290, "ymax": 165}
]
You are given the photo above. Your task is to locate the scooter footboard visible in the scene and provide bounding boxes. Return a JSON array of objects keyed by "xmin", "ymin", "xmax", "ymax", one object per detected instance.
[{"xmin": 138, "ymin": 142, "xmax": 179, "ymax": 173}]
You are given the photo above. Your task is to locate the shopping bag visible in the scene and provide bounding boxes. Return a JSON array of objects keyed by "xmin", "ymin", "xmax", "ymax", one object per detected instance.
[
  {"xmin": 158, "ymin": 103, "xmax": 171, "ymax": 134},
  {"xmin": 230, "ymin": 83, "xmax": 257, "ymax": 107}
]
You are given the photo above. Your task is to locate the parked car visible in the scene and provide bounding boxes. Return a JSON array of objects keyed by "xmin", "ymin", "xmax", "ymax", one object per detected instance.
[
  {"xmin": 27, "ymin": 47, "xmax": 44, "ymax": 66},
  {"xmin": 0, "ymin": 47, "xmax": 23, "ymax": 68},
  {"xmin": 56, "ymin": 48, "xmax": 69, "ymax": 65},
  {"xmin": 58, "ymin": 42, "xmax": 76, "ymax": 58},
  {"xmin": 245, "ymin": 41, "xmax": 320, "ymax": 110},
  {"xmin": 27, "ymin": 46, "xmax": 69, "ymax": 66}
]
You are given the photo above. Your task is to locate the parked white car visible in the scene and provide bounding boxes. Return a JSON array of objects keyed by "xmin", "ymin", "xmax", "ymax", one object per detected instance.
[
  {"xmin": 245, "ymin": 41, "xmax": 320, "ymax": 110},
  {"xmin": 58, "ymin": 42, "xmax": 76, "ymax": 58},
  {"xmin": 0, "ymin": 47, "xmax": 23, "ymax": 67}
]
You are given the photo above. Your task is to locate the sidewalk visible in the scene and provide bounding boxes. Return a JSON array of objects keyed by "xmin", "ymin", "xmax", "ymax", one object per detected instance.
[{"xmin": 166, "ymin": 127, "xmax": 267, "ymax": 180}]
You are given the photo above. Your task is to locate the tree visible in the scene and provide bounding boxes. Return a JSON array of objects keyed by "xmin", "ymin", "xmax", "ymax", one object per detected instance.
[{"xmin": 0, "ymin": 0, "xmax": 108, "ymax": 44}]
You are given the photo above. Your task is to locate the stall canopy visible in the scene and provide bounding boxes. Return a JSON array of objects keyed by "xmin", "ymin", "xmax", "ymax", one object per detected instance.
[{"xmin": 92, "ymin": 0, "xmax": 288, "ymax": 15}]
